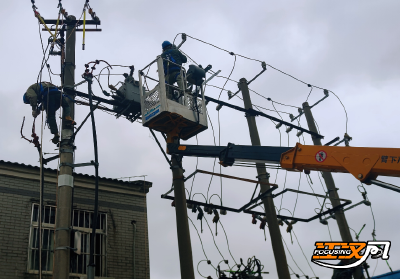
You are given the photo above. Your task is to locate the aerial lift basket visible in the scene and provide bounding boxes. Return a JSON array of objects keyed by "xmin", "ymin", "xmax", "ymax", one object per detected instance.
[{"xmin": 139, "ymin": 56, "xmax": 208, "ymax": 140}]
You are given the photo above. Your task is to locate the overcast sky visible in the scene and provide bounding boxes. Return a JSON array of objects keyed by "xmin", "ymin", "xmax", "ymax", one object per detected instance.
[{"xmin": 1, "ymin": 1, "xmax": 400, "ymax": 278}]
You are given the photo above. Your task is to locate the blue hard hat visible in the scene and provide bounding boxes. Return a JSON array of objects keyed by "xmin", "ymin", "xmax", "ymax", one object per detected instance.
[
  {"xmin": 162, "ymin": 40, "xmax": 172, "ymax": 49},
  {"xmin": 23, "ymin": 93, "xmax": 30, "ymax": 104}
]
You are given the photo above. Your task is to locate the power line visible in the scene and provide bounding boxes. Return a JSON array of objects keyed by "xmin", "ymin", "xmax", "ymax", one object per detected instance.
[
  {"xmin": 305, "ymin": 86, "xmax": 313, "ymax": 102},
  {"xmin": 292, "ymin": 173, "xmax": 302, "ymax": 217},
  {"xmin": 218, "ymin": 219, "xmax": 238, "ymax": 266},
  {"xmin": 203, "ymin": 215, "xmax": 228, "ymax": 265},
  {"xmin": 189, "ymin": 135, "xmax": 199, "ymax": 199},
  {"xmin": 183, "ymin": 34, "xmax": 349, "ymax": 132},
  {"xmin": 281, "ymin": 235, "xmax": 306, "ymax": 277},
  {"xmin": 292, "ymin": 230, "xmax": 317, "ymax": 278},
  {"xmin": 188, "ymin": 216, "xmax": 212, "ymax": 263}
]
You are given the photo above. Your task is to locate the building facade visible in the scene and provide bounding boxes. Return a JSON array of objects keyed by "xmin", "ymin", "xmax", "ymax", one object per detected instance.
[{"xmin": 0, "ymin": 160, "xmax": 151, "ymax": 279}]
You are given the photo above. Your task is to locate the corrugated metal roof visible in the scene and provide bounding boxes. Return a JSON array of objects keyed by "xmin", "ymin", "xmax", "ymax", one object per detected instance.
[{"xmin": 0, "ymin": 160, "xmax": 151, "ymax": 186}]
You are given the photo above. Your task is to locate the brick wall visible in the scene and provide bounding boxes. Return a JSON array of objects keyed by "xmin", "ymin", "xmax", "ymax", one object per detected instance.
[{"xmin": 0, "ymin": 161, "xmax": 150, "ymax": 279}]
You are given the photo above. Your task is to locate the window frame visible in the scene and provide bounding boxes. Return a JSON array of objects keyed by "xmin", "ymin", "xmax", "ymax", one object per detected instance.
[{"xmin": 27, "ymin": 203, "xmax": 108, "ymax": 277}]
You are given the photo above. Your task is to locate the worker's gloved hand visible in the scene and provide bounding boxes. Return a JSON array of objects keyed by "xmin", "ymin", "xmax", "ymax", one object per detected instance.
[{"xmin": 32, "ymin": 109, "xmax": 40, "ymax": 118}]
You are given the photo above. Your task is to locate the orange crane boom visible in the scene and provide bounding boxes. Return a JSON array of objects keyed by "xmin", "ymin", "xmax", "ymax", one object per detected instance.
[
  {"xmin": 281, "ymin": 143, "xmax": 400, "ymax": 182},
  {"xmin": 168, "ymin": 142, "xmax": 400, "ymax": 192}
]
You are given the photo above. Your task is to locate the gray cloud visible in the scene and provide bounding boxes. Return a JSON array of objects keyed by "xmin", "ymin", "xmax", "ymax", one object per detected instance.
[{"xmin": 1, "ymin": 0, "xmax": 400, "ymax": 278}]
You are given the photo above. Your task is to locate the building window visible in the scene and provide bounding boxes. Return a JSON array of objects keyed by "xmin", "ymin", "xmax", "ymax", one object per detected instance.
[
  {"xmin": 70, "ymin": 208, "xmax": 107, "ymax": 276},
  {"xmin": 28, "ymin": 204, "xmax": 56, "ymax": 272},
  {"xmin": 28, "ymin": 204, "xmax": 107, "ymax": 276}
]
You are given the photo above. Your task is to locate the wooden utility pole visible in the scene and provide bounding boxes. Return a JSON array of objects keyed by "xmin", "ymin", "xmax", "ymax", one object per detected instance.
[
  {"xmin": 302, "ymin": 102, "xmax": 364, "ymax": 279},
  {"xmin": 170, "ymin": 138, "xmax": 195, "ymax": 279},
  {"xmin": 53, "ymin": 15, "xmax": 76, "ymax": 279},
  {"xmin": 238, "ymin": 78, "xmax": 291, "ymax": 279}
]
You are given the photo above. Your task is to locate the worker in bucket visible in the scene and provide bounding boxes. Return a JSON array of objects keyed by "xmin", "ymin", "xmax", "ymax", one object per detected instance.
[
  {"xmin": 161, "ymin": 40, "xmax": 187, "ymax": 100},
  {"xmin": 23, "ymin": 82, "xmax": 76, "ymax": 144}
]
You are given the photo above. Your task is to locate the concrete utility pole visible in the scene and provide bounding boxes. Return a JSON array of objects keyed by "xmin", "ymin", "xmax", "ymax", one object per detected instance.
[
  {"xmin": 302, "ymin": 102, "xmax": 364, "ymax": 279},
  {"xmin": 238, "ymin": 78, "xmax": 291, "ymax": 279},
  {"xmin": 171, "ymin": 141, "xmax": 195, "ymax": 279},
  {"xmin": 53, "ymin": 16, "xmax": 76, "ymax": 279}
]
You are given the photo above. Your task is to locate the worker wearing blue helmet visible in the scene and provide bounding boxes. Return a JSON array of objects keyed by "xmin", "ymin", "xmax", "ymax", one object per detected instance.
[
  {"xmin": 161, "ymin": 40, "xmax": 187, "ymax": 100},
  {"xmin": 23, "ymin": 82, "xmax": 76, "ymax": 144}
]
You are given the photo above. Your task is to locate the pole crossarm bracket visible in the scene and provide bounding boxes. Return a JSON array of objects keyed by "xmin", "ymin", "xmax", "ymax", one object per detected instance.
[
  {"xmin": 320, "ymin": 199, "xmax": 371, "ymax": 223},
  {"xmin": 204, "ymin": 95, "xmax": 324, "ymax": 139},
  {"xmin": 43, "ymin": 19, "xmax": 101, "ymax": 25},
  {"xmin": 162, "ymin": 169, "xmax": 279, "ymax": 213},
  {"xmin": 59, "ymin": 161, "xmax": 98, "ymax": 169},
  {"xmin": 43, "ymin": 154, "xmax": 60, "ymax": 165},
  {"xmin": 290, "ymin": 89, "xmax": 329, "ymax": 122},
  {"xmin": 65, "ymin": 88, "xmax": 119, "ymax": 106},
  {"xmin": 243, "ymin": 188, "xmax": 352, "ymax": 223}
]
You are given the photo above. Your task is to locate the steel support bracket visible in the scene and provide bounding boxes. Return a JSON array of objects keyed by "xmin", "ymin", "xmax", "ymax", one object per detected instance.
[
  {"xmin": 43, "ymin": 154, "xmax": 60, "ymax": 165},
  {"xmin": 60, "ymin": 161, "xmax": 98, "ymax": 169}
]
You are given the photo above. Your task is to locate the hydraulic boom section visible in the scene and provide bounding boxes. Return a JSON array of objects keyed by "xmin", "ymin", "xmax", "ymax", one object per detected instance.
[{"xmin": 168, "ymin": 142, "xmax": 400, "ymax": 186}]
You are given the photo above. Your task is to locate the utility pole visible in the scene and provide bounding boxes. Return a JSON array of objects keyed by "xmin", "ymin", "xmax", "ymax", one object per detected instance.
[
  {"xmin": 53, "ymin": 15, "xmax": 76, "ymax": 279},
  {"xmin": 238, "ymin": 78, "xmax": 291, "ymax": 279},
  {"xmin": 170, "ymin": 138, "xmax": 195, "ymax": 279},
  {"xmin": 302, "ymin": 102, "xmax": 364, "ymax": 279}
]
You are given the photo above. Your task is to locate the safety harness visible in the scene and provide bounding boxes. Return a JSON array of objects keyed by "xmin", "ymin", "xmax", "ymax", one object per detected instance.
[{"xmin": 36, "ymin": 82, "xmax": 74, "ymax": 111}]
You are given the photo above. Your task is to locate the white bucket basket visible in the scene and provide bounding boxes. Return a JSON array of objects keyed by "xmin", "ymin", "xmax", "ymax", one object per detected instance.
[{"xmin": 139, "ymin": 56, "xmax": 208, "ymax": 140}]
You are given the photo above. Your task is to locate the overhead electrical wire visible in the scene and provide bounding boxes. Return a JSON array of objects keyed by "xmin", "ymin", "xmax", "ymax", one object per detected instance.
[
  {"xmin": 281, "ymin": 236, "xmax": 307, "ymax": 278},
  {"xmin": 188, "ymin": 135, "xmax": 199, "ymax": 199},
  {"xmin": 181, "ymin": 33, "xmax": 349, "ymax": 132},
  {"xmin": 218, "ymin": 219, "xmax": 238, "ymax": 266},
  {"xmin": 213, "ymin": 55, "xmax": 237, "ymax": 206},
  {"xmin": 292, "ymin": 230, "xmax": 317, "ymax": 278},
  {"xmin": 203, "ymin": 215, "xmax": 229, "ymax": 268},
  {"xmin": 292, "ymin": 173, "xmax": 303, "ymax": 217},
  {"xmin": 188, "ymin": 217, "xmax": 216, "ymax": 270}
]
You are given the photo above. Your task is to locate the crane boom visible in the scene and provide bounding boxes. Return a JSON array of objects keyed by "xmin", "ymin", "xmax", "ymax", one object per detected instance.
[{"xmin": 167, "ymin": 142, "xmax": 400, "ymax": 192}]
